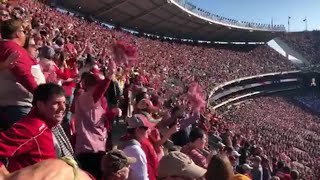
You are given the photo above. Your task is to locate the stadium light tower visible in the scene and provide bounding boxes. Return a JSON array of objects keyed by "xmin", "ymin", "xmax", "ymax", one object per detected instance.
[
  {"xmin": 303, "ymin": 17, "xmax": 308, "ymax": 31},
  {"xmin": 288, "ymin": 16, "xmax": 291, "ymax": 32}
]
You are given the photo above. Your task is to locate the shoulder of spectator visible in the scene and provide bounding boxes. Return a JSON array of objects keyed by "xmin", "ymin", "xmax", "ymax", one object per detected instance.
[
  {"xmin": 3, "ymin": 43, "xmax": 29, "ymax": 62},
  {"xmin": 13, "ymin": 117, "xmax": 50, "ymax": 136}
]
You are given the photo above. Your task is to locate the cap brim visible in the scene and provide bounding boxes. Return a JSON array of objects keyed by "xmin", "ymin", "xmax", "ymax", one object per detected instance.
[
  {"xmin": 183, "ymin": 162, "xmax": 206, "ymax": 179},
  {"xmin": 141, "ymin": 111, "xmax": 161, "ymax": 124},
  {"xmin": 143, "ymin": 118, "xmax": 157, "ymax": 128}
]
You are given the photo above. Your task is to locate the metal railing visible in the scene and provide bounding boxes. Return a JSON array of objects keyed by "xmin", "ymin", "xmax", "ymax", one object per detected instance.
[{"xmin": 171, "ymin": 0, "xmax": 286, "ymax": 31}]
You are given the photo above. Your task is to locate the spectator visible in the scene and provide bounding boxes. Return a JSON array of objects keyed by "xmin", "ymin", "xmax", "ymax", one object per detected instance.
[
  {"xmin": 205, "ymin": 155, "xmax": 234, "ymax": 180},
  {"xmin": 101, "ymin": 149, "xmax": 136, "ymax": 180},
  {"xmin": 181, "ymin": 127, "xmax": 211, "ymax": 168},
  {"xmin": 251, "ymin": 156, "xmax": 263, "ymax": 180},
  {"xmin": 0, "ymin": 83, "xmax": 65, "ymax": 172},
  {"xmin": 137, "ymin": 114, "xmax": 159, "ymax": 180},
  {"xmin": 0, "ymin": 10, "xmax": 10, "ymax": 22},
  {"xmin": 228, "ymin": 150, "xmax": 241, "ymax": 170},
  {"xmin": 23, "ymin": 36, "xmax": 39, "ymax": 59},
  {"xmin": 158, "ymin": 151, "xmax": 206, "ymax": 180},
  {"xmin": 120, "ymin": 114, "xmax": 155, "ymax": 180},
  {"xmin": 236, "ymin": 163, "xmax": 253, "ymax": 179},
  {"xmin": 261, "ymin": 157, "xmax": 271, "ymax": 180},
  {"xmin": 75, "ymin": 60, "xmax": 119, "ymax": 179},
  {"xmin": 239, "ymin": 141, "xmax": 250, "ymax": 165},
  {"xmin": 276, "ymin": 166, "xmax": 291, "ymax": 180},
  {"xmin": 290, "ymin": 170, "xmax": 299, "ymax": 180},
  {"xmin": 0, "ymin": 18, "xmax": 42, "ymax": 129},
  {"xmin": 169, "ymin": 106, "xmax": 200, "ymax": 147}
]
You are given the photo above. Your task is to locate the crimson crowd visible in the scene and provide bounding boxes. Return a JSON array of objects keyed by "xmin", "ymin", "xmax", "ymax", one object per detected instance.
[
  {"xmin": 0, "ymin": 0, "xmax": 316, "ymax": 180},
  {"xmin": 281, "ymin": 31, "xmax": 320, "ymax": 65},
  {"xmin": 222, "ymin": 97, "xmax": 320, "ymax": 180}
]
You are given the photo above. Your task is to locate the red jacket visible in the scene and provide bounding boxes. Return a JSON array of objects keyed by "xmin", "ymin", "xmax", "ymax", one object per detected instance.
[
  {"xmin": 62, "ymin": 67, "xmax": 77, "ymax": 97},
  {"xmin": 0, "ymin": 109, "xmax": 57, "ymax": 172},
  {"xmin": 0, "ymin": 40, "xmax": 38, "ymax": 94},
  {"xmin": 140, "ymin": 138, "xmax": 158, "ymax": 180}
]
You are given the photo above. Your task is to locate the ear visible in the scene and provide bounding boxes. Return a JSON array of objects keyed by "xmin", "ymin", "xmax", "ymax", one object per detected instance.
[
  {"xmin": 115, "ymin": 170, "xmax": 122, "ymax": 177},
  {"xmin": 12, "ymin": 31, "xmax": 20, "ymax": 39}
]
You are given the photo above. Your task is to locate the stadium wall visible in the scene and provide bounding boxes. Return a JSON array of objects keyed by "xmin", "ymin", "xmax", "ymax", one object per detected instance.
[{"xmin": 208, "ymin": 70, "xmax": 320, "ymax": 109}]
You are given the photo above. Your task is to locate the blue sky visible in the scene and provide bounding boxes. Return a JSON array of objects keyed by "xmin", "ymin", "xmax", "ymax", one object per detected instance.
[{"xmin": 188, "ymin": 0, "xmax": 320, "ymax": 32}]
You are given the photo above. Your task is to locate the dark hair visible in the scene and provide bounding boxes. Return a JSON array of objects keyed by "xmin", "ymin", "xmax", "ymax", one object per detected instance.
[
  {"xmin": 171, "ymin": 105, "xmax": 182, "ymax": 115},
  {"xmin": 127, "ymin": 128, "xmax": 135, "ymax": 135},
  {"xmin": 32, "ymin": 83, "xmax": 65, "ymax": 107},
  {"xmin": 81, "ymin": 73, "xmax": 98, "ymax": 88},
  {"xmin": 85, "ymin": 53, "xmax": 94, "ymax": 65},
  {"xmin": 0, "ymin": 18, "xmax": 23, "ymax": 39},
  {"xmin": 135, "ymin": 91, "xmax": 147, "ymax": 104},
  {"xmin": 189, "ymin": 127, "xmax": 206, "ymax": 143},
  {"xmin": 277, "ymin": 161, "xmax": 285, "ymax": 170},
  {"xmin": 290, "ymin": 170, "xmax": 299, "ymax": 180},
  {"xmin": 55, "ymin": 37, "xmax": 64, "ymax": 46},
  {"xmin": 283, "ymin": 166, "xmax": 291, "ymax": 174}
]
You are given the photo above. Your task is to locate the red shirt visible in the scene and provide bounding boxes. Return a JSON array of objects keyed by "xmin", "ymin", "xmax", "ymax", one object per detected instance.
[
  {"xmin": 181, "ymin": 143, "xmax": 207, "ymax": 168},
  {"xmin": 276, "ymin": 172, "xmax": 291, "ymax": 180},
  {"xmin": 0, "ymin": 40, "xmax": 38, "ymax": 93},
  {"xmin": 55, "ymin": 65, "xmax": 70, "ymax": 81},
  {"xmin": 0, "ymin": 109, "xmax": 57, "ymax": 172},
  {"xmin": 140, "ymin": 138, "xmax": 158, "ymax": 180},
  {"xmin": 62, "ymin": 67, "xmax": 77, "ymax": 97}
]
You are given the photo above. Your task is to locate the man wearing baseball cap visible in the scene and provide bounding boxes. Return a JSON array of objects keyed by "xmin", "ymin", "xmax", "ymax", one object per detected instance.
[
  {"xmin": 158, "ymin": 151, "xmax": 206, "ymax": 180},
  {"xmin": 234, "ymin": 164, "xmax": 253, "ymax": 180},
  {"xmin": 101, "ymin": 149, "xmax": 136, "ymax": 180},
  {"xmin": 120, "ymin": 114, "xmax": 156, "ymax": 180}
]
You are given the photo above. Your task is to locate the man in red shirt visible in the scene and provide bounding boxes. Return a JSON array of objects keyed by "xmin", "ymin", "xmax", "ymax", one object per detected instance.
[
  {"xmin": 0, "ymin": 19, "xmax": 42, "ymax": 130},
  {"xmin": 0, "ymin": 83, "xmax": 66, "ymax": 173}
]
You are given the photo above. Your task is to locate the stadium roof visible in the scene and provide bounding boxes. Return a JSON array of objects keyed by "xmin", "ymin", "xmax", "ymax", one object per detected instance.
[{"xmin": 61, "ymin": 0, "xmax": 286, "ymax": 42}]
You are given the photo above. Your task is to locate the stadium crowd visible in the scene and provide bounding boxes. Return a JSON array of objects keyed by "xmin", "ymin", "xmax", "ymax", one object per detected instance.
[
  {"xmin": 281, "ymin": 31, "xmax": 320, "ymax": 65},
  {"xmin": 0, "ymin": 0, "xmax": 317, "ymax": 180},
  {"xmin": 222, "ymin": 97, "xmax": 320, "ymax": 180}
]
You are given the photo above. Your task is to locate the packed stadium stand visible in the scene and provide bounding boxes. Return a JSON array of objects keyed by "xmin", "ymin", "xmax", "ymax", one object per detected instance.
[
  {"xmin": 0, "ymin": 0, "xmax": 319, "ymax": 180},
  {"xmin": 281, "ymin": 31, "xmax": 320, "ymax": 65}
]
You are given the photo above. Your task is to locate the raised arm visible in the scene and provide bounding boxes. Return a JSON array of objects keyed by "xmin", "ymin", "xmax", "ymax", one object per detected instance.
[{"xmin": 92, "ymin": 60, "xmax": 116, "ymax": 103}]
